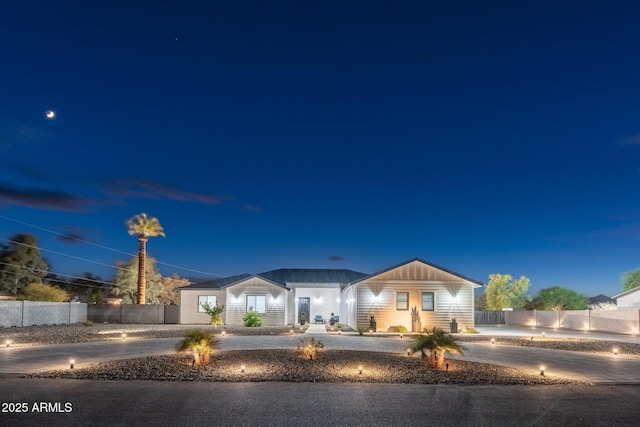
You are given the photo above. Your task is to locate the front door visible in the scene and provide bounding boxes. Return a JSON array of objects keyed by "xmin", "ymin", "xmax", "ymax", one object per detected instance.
[{"xmin": 298, "ymin": 297, "xmax": 310, "ymax": 324}]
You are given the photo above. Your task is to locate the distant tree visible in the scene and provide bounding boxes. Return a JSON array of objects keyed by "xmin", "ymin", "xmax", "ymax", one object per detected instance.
[
  {"xmin": 126, "ymin": 213, "xmax": 165, "ymax": 304},
  {"xmin": 20, "ymin": 283, "xmax": 68, "ymax": 302},
  {"xmin": 484, "ymin": 274, "xmax": 532, "ymax": 310},
  {"xmin": 111, "ymin": 255, "xmax": 162, "ymax": 304},
  {"xmin": 535, "ymin": 286, "xmax": 589, "ymax": 310},
  {"xmin": 0, "ymin": 234, "xmax": 49, "ymax": 294},
  {"xmin": 622, "ymin": 269, "xmax": 640, "ymax": 292},
  {"xmin": 474, "ymin": 293, "xmax": 487, "ymax": 310},
  {"xmin": 158, "ymin": 273, "xmax": 190, "ymax": 305}
]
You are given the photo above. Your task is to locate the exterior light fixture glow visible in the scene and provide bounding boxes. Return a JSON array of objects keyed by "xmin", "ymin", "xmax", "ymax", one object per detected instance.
[
  {"xmin": 222, "ymin": 331, "xmax": 226, "ymax": 337},
  {"xmin": 121, "ymin": 333, "xmax": 127, "ymax": 340},
  {"xmin": 541, "ymin": 332, "xmax": 545, "ymax": 338},
  {"xmin": 290, "ymin": 329, "xmax": 293, "ymax": 334},
  {"xmin": 406, "ymin": 348, "xmax": 411, "ymax": 356},
  {"xmin": 491, "ymin": 338, "xmax": 495, "ymax": 345},
  {"xmin": 240, "ymin": 365, "xmax": 245, "ymax": 373},
  {"xmin": 358, "ymin": 366, "xmax": 363, "ymax": 375},
  {"xmin": 5, "ymin": 340, "xmax": 10, "ymax": 348},
  {"xmin": 369, "ymin": 329, "xmax": 373, "ymax": 335},
  {"xmin": 338, "ymin": 330, "xmax": 341, "ymax": 335},
  {"xmin": 540, "ymin": 365, "xmax": 545, "ymax": 376},
  {"xmin": 70, "ymin": 359, "xmax": 75, "ymax": 369},
  {"xmin": 400, "ymin": 333, "xmax": 403, "ymax": 338},
  {"xmin": 613, "ymin": 348, "xmax": 619, "ymax": 356}
]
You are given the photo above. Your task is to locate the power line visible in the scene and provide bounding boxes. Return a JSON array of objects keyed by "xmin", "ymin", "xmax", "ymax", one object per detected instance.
[
  {"xmin": 0, "ymin": 261, "xmax": 111, "ymax": 288},
  {"xmin": 0, "ymin": 214, "xmax": 223, "ymax": 277}
]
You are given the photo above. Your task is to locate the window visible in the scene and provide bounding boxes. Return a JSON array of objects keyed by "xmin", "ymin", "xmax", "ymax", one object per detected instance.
[
  {"xmin": 396, "ymin": 292, "xmax": 409, "ymax": 310},
  {"xmin": 198, "ymin": 295, "xmax": 216, "ymax": 313},
  {"xmin": 422, "ymin": 292, "xmax": 434, "ymax": 311},
  {"xmin": 246, "ymin": 295, "xmax": 266, "ymax": 313}
]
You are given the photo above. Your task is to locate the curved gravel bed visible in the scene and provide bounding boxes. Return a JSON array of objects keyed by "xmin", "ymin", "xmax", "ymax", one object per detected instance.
[{"xmin": 25, "ymin": 349, "xmax": 584, "ymax": 385}]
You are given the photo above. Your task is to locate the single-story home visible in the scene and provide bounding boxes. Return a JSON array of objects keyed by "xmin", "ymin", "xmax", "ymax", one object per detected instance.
[
  {"xmin": 613, "ymin": 287, "xmax": 640, "ymax": 309},
  {"xmin": 179, "ymin": 258, "xmax": 484, "ymax": 331}
]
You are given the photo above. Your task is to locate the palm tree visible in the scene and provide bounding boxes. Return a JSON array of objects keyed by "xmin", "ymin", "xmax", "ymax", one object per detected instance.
[
  {"xmin": 176, "ymin": 329, "xmax": 218, "ymax": 366},
  {"xmin": 409, "ymin": 327, "xmax": 467, "ymax": 369},
  {"xmin": 126, "ymin": 213, "xmax": 165, "ymax": 304}
]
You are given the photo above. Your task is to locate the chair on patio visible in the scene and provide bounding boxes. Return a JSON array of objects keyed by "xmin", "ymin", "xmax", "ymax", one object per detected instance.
[{"xmin": 315, "ymin": 315, "xmax": 323, "ymax": 324}]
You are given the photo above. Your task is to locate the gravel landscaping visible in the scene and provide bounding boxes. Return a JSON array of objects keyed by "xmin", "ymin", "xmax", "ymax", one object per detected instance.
[{"xmin": 25, "ymin": 349, "xmax": 585, "ymax": 385}]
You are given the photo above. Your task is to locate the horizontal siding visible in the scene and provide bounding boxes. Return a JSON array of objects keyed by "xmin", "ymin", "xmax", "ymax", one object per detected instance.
[
  {"xmin": 225, "ymin": 277, "xmax": 287, "ymax": 326},
  {"xmin": 356, "ymin": 282, "xmax": 474, "ymax": 331}
]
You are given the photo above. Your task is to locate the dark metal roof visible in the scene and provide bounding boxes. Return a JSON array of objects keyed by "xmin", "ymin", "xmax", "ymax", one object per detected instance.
[
  {"xmin": 589, "ymin": 294, "xmax": 613, "ymax": 304},
  {"xmin": 181, "ymin": 273, "xmax": 252, "ymax": 290},
  {"xmin": 257, "ymin": 268, "xmax": 368, "ymax": 286}
]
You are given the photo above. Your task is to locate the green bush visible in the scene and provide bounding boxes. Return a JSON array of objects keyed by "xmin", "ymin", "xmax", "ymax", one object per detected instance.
[
  {"xmin": 243, "ymin": 311, "xmax": 262, "ymax": 327},
  {"xmin": 200, "ymin": 301, "xmax": 225, "ymax": 325},
  {"xmin": 297, "ymin": 337, "xmax": 325, "ymax": 360},
  {"xmin": 335, "ymin": 323, "xmax": 344, "ymax": 329},
  {"xmin": 392, "ymin": 325, "xmax": 408, "ymax": 333},
  {"xmin": 356, "ymin": 328, "xmax": 367, "ymax": 336},
  {"xmin": 462, "ymin": 327, "xmax": 479, "ymax": 334},
  {"xmin": 176, "ymin": 329, "xmax": 218, "ymax": 366}
]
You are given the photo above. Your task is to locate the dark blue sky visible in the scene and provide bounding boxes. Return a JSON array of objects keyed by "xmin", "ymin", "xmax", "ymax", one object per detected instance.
[{"xmin": 2, "ymin": 1, "xmax": 640, "ymax": 297}]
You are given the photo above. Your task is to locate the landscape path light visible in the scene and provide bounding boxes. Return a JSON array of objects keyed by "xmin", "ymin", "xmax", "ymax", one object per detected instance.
[
  {"xmin": 240, "ymin": 365, "xmax": 245, "ymax": 373},
  {"xmin": 539, "ymin": 365, "xmax": 545, "ymax": 376},
  {"xmin": 491, "ymin": 338, "xmax": 495, "ymax": 345},
  {"xmin": 121, "ymin": 333, "xmax": 127, "ymax": 340},
  {"xmin": 5, "ymin": 339, "xmax": 10, "ymax": 348},
  {"xmin": 70, "ymin": 359, "xmax": 75, "ymax": 369},
  {"xmin": 613, "ymin": 348, "xmax": 619, "ymax": 356},
  {"xmin": 358, "ymin": 366, "xmax": 363, "ymax": 375}
]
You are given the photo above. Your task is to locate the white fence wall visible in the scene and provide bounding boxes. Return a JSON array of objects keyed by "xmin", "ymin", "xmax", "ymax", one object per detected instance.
[
  {"xmin": 0, "ymin": 301, "xmax": 87, "ymax": 327},
  {"xmin": 506, "ymin": 309, "xmax": 640, "ymax": 334}
]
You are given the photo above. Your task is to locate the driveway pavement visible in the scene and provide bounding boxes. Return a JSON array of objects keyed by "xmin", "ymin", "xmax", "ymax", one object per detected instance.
[{"xmin": 2, "ymin": 325, "xmax": 640, "ymax": 383}]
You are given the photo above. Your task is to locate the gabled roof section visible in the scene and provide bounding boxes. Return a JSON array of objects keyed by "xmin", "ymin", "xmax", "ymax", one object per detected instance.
[
  {"xmin": 347, "ymin": 258, "xmax": 484, "ymax": 288},
  {"xmin": 613, "ymin": 287, "xmax": 640, "ymax": 299},
  {"xmin": 180, "ymin": 274, "xmax": 252, "ymax": 290},
  {"xmin": 258, "ymin": 268, "xmax": 368, "ymax": 286}
]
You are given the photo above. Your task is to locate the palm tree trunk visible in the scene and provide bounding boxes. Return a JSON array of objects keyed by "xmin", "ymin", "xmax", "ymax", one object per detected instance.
[{"xmin": 137, "ymin": 235, "xmax": 148, "ymax": 304}]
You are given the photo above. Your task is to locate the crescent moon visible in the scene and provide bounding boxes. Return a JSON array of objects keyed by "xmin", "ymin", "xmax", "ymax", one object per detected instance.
[{"xmin": 46, "ymin": 110, "xmax": 55, "ymax": 119}]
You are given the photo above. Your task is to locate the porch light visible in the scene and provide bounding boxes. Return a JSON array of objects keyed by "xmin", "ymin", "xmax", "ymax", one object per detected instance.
[
  {"xmin": 539, "ymin": 365, "xmax": 545, "ymax": 376},
  {"xmin": 70, "ymin": 359, "xmax": 75, "ymax": 369},
  {"xmin": 358, "ymin": 366, "xmax": 363, "ymax": 375},
  {"xmin": 5, "ymin": 340, "xmax": 10, "ymax": 348}
]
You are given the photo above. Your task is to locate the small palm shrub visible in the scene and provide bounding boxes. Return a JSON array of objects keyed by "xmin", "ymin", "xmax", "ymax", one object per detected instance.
[
  {"xmin": 409, "ymin": 327, "xmax": 467, "ymax": 369},
  {"xmin": 356, "ymin": 328, "xmax": 367, "ymax": 336},
  {"xmin": 392, "ymin": 325, "xmax": 408, "ymax": 333},
  {"xmin": 176, "ymin": 329, "xmax": 218, "ymax": 367},
  {"xmin": 298, "ymin": 337, "xmax": 325, "ymax": 360},
  {"xmin": 243, "ymin": 311, "xmax": 262, "ymax": 327}
]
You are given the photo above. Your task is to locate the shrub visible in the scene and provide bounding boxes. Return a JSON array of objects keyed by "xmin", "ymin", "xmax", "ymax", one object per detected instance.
[
  {"xmin": 409, "ymin": 327, "xmax": 467, "ymax": 369},
  {"xmin": 392, "ymin": 325, "xmax": 408, "ymax": 333},
  {"xmin": 20, "ymin": 283, "xmax": 68, "ymax": 302},
  {"xmin": 462, "ymin": 327, "xmax": 479, "ymax": 334},
  {"xmin": 176, "ymin": 329, "xmax": 218, "ymax": 366},
  {"xmin": 297, "ymin": 337, "xmax": 325, "ymax": 360},
  {"xmin": 356, "ymin": 328, "xmax": 367, "ymax": 336},
  {"xmin": 200, "ymin": 301, "xmax": 225, "ymax": 325},
  {"xmin": 83, "ymin": 320, "xmax": 94, "ymax": 327},
  {"xmin": 243, "ymin": 311, "xmax": 262, "ymax": 327},
  {"xmin": 335, "ymin": 323, "xmax": 344, "ymax": 329}
]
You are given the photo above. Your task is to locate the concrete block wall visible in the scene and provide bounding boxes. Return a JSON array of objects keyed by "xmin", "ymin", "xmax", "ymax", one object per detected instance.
[
  {"xmin": 0, "ymin": 301, "xmax": 88, "ymax": 327},
  {"xmin": 506, "ymin": 308, "xmax": 640, "ymax": 335}
]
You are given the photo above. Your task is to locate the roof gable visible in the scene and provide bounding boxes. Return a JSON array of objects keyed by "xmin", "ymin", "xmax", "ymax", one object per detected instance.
[
  {"xmin": 613, "ymin": 287, "xmax": 640, "ymax": 299},
  {"xmin": 350, "ymin": 258, "xmax": 483, "ymax": 287}
]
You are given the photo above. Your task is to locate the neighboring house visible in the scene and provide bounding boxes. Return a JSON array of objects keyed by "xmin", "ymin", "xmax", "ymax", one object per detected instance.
[
  {"xmin": 589, "ymin": 294, "xmax": 614, "ymax": 305},
  {"xmin": 179, "ymin": 258, "xmax": 483, "ymax": 331},
  {"xmin": 613, "ymin": 287, "xmax": 640, "ymax": 309}
]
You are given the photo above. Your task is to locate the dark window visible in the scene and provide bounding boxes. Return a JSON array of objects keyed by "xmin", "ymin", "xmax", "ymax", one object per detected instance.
[
  {"xmin": 422, "ymin": 292, "xmax": 434, "ymax": 311},
  {"xmin": 396, "ymin": 292, "xmax": 409, "ymax": 310}
]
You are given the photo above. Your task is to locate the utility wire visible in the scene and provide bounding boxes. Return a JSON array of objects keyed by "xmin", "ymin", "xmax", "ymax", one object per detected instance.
[{"xmin": 0, "ymin": 214, "xmax": 223, "ymax": 277}]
